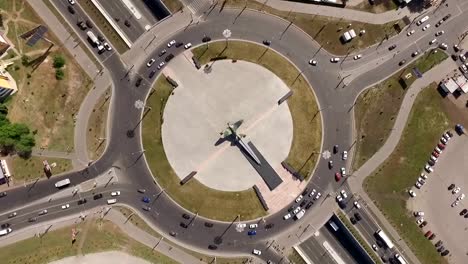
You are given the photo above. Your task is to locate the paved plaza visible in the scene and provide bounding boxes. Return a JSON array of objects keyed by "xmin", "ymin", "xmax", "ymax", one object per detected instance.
[{"xmin": 162, "ymin": 56, "xmax": 293, "ymax": 191}]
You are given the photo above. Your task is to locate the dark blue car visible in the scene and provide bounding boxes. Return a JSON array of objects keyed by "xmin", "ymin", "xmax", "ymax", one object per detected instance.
[
  {"xmin": 142, "ymin": 197, "xmax": 150, "ymax": 203},
  {"xmin": 247, "ymin": 230, "xmax": 256, "ymax": 236}
]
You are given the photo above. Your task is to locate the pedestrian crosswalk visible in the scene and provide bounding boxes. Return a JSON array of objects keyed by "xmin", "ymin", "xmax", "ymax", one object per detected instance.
[{"xmin": 180, "ymin": 0, "xmax": 213, "ymax": 16}]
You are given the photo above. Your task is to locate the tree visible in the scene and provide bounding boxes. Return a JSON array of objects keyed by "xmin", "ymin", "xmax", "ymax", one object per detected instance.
[
  {"xmin": 0, "ymin": 122, "xmax": 35, "ymax": 156},
  {"xmin": 21, "ymin": 55, "xmax": 30, "ymax": 66},
  {"xmin": 53, "ymin": 55, "xmax": 66, "ymax": 68},
  {"xmin": 55, "ymin": 68, "xmax": 64, "ymax": 80}
]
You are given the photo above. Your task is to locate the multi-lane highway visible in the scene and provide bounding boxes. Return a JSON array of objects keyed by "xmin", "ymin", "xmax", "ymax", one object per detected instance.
[{"xmin": 1, "ymin": 0, "xmax": 468, "ymax": 262}]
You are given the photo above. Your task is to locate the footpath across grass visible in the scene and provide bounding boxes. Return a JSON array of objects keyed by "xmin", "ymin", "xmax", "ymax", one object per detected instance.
[
  {"xmin": 352, "ymin": 50, "xmax": 448, "ymax": 170},
  {"xmin": 222, "ymin": 0, "xmax": 402, "ymax": 55},
  {"xmin": 364, "ymin": 84, "xmax": 451, "ymax": 264},
  {"xmin": 0, "ymin": 219, "xmax": 176, "ymax": 264}
]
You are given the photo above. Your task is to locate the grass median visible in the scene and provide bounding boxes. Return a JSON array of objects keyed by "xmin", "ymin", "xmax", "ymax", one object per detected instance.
[
  {"xmin": 222, "ymin": 0, "xmax": 402, "ymax": 55},
  {"xmin": 364, "ymin": 84, "xmax": 451, "ymax": 264},
  {"xmin": 143, "ymin": 41, "xmax": 321, "ymax": 221},
  {"xmin": 8, "ymin": 156, "xmax": 72, "ymax": 183},
  {"xmin": 87, "ymin": 88, "xmax": 111, "ymax": 160},
  {"xmin": 352, "ymin": 50, "xmax": 448, "ymax": 171}
]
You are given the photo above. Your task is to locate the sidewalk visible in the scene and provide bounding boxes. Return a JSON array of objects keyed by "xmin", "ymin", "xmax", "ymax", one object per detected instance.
[
  {"xmin": 348, "ymin": 58, "xmax": 458, "ymax": 264},
  {"xmin": 265, "ymin": 0, "xmax": 431, "ymax": 24},
  {"xmin": 26, "ymin": 0, "xmax": 112, "ymax": 168},
  {"xmin": 31, "ymin": 148, "xmax": 76, "ymax": 160}
]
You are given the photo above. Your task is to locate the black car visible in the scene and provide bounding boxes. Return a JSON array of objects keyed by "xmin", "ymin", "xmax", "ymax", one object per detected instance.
[
  {"xmin": 300, "ymin": 200, "xmax": 307, "ymax": 207},
  {"xmin": 0, "ymin": 223, "xmax": 10, "ymax": 229},
  {"xmin": 448, "ymin": 183, "xmax": 455, "ymax": 190},
  {"xmin": 388, "ymin": 44, "xmax": 397, "ymax": 51},
  {"xmin": 85, "ymin": 20, "xmax": 93, "ymax": 29},
  {"xmin": 208, "ymin": 245, "xmax": 218, "ymax": 250},
  {"xmin": 429, "ymin": 233, "xmax": 436, "ymax": 240},
  {"xmin": 149, "ymin": 70, "xmax": 156, "ymax": 79},
  {"xmin": 328, "ymin": 160, "xmax": 333, "ymax": 169},
  {"xmin": 419, "ymin": 221, "xmax": 427, "ymax": 228},
  {"xmin": 442, "ymin": 14, "xmax": 451, "ymax": 21},
  {"xmin": 354, "ymin": 212, "xmax": 362, "ymax": 221},
  {"xmin": 124, "ymin": 20, "xmax": 131, "ymax": 27},
  {"xmin": 333, "ymin": 145, "xmax": 339, "ymax": 154},
  {"xmin": 301, "ymin": 188, "xmax": 309, "ymax": 196},
  {"xmin": 180, "ymin": 222, "xmax": 188, "ymax": 228},
  {"xmin": 158, "ymin": 49, "xmax": 167, "ymax": 57},
  {"xmin": 68, "ymin": 6, "xmax": 75, "ymax": 14},
  {"xmin": 265, "ymin": 223, "xmax": 274, "ymax": 229},
  {"xmin": 350, "ymin": 217, "xmax": 357, "ymax": 224},
  {"xmin": 437, "ymin": 246, "xmax": 445, "ymax": 252},
  {"xmin": 441, "ymin": 249, "xmax": 449, "ymax": 256},
  {"xmin": 93, "ymin": 193, "xmax": 103, "ymax": 200},
  {"xmin": 137, "ymin": 189, "xmax": 146, "ymax": 194},
  {"xmin": 204, "ymin": 222, "xmax": 214, "ymax": 228},
  {"xmin": 182, "ymin": 213, "xmax": 190, "ymax": 219},
  {"xmin": 460, "ymin": 209, "xmax": 467, "ymax": 216},
  {"xmin": 77, "ymin": 21, "xmax": 87, "ymax": 30},
  {"xmin": 0, "ymin": 191, "xmax": 6, "ymax": 198},
  {"xmin": 263, "ymin": 40, "xmax": 271, "ymax": 46},
  {"xmin": 165, "ymin": 54, "xmax": 174, "ymax": 63},
  {"xmin": 428, "ymin": 160, "xmax": 435, "ymax": 166},
  {"xmin": 451, "ymin": 54, "xmax": 458, "ymax": 61},
  {"xmin": 170, "ymin": 231, "xmax": 177, "ymax": 237},
  {"xmin": 305, "ymin": 201, "xmax": 313, "ymax": 209},
  {"xmin": 98, "ymin": 35, "xmax": 105, "ymax": 42},
  {"xmin": 77, "ymin": 198, "xmax": 87, "ymax": 205},
  {"xmin": 464, "ymin": 213, "xmax": 468, "ymax": 218},
  {"xmin": 28, "ymin": 217, "xmax": 37, "ymax": 222},
  {"xmin": 202, "ymin": 36, "xmax": 211, "ymax": 42},
  {"xmin": 399, "ymin": 60, "xmax": 406, "ymax": 66},
  {"xmin": 135, "ymin": 77, "xmax": 142, "ymax": 87},
  {"xmin": 435, "ymin": 240, "xmax": 443, "ymax": 247},
  {"xmin": 175, "ymin": 42, "xmax": 183, "ymax": 48}
]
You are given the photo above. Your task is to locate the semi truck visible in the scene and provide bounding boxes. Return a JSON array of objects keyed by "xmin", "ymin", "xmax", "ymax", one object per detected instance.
[{"xmin": 86, "ymin": 31, "xmax": 104, "ymax": 52}]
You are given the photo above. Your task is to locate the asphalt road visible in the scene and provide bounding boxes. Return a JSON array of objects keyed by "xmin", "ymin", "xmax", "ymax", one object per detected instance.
[{"xmin": 1, "ymin": 1, "xmax": 468, "ymax": 263}]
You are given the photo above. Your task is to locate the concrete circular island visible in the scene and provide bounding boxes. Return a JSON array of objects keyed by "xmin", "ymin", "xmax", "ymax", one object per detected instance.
[{"xmin": 162, "ymin": 59, "xmax": 293, "ymax": 191}]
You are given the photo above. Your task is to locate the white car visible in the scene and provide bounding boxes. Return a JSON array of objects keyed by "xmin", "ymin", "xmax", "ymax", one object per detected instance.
[
  {"xmin": 451, "ymin": 200, "xmax": 460, "ymax": 207},
  {"xmin": 453, "ymin": 187, "xmax": 461, "ymax": 194},
  {"xmin": 417, "ymin": 177, "xmax": 426, "ymax": 185},
  {"xmin": 430, "ymin": 155, "xmax": 437, "ymax": 163},
  {"xmin": 341, "ymin": 167, "xmax": 346, "ymax": 177},
  {"xmin": 314, "ymin": 192, "xmax": 322, "ymax": 200},
  {"xmin": 439, "ymin": 43, "xmax": 448, "ymax": 50},
  {"xmin": 184, "ymin": 43, "xmax": 192, "ymax": 49},
  {"xmin": 103, "ymin": 42, "xmax": 112, "ymax": 51},
  {"xmin": 459, "ymin": 54, "xmax": 467, "ymax": 62},
  {"xmin": 461, "ymin": 65, "xmax": 468, "ymax": 73},
  {"xmin": 354, "ymin": 201, "xmax": 361, "ymax": 209},
  {"xmin": 295, "ymin": 195, "xmax": 303, "ymax": 203},
  {"xmin": 252, "ymin": 249, "xmax": 262, "ymax": 255},
  {"xmin": 309, "ymin": 189, "xmax": 317, "ymax": 197},
  {"xmin": 249, "ymin": 224, "xmax": 258, "ymax": 229},
  {"xmin": 414, "ymin": 211, "xmax": 424, "ymax": 217},
  {"xmin": 330, "ymin": 57, "xmax": 340, "ymax": 63},
  {"xmin": 407, "ymin": 30, "xmax": 415, "ymax": 36},
  {"xmin": 340, "ymin": 190, "xmax": 348, "ymax": 199},
  {"xmin": 146, "ymin": 58, "xmax": 155, "ymax": 67},
  {"xmin": 457, "ymin": 193, "xmax": 465, "ymax": 201},
  {"xmin": 416, "ymin": 218, "xmax": 424, "ymax": 225},
  {"xmin": 415, "ymin": 182, "xmax": 422, "ymax": 189},
  {"xmin": 68, "ymin": 0, "xmax": 75, "ymax": 4},
  {"xmin": 429, "ymin": 38, "xmax": 437, "ymax": 45},
  {"xmin": 417, "ymin": 16, "xmax": 429, "ymax": 26},
  {"xmin": 336, "ymin": 195, "xmax": 343, "ymax": 203},
  {"xmin": 157, "ymin": 62, "xmax": 165, "ymax": 70},
  {"xmin": 422, "ymin": 24, "xmax": 431, "ymax": 31},
  {"xmin": 435, "ymin": 30, "xmax": 444, "ymax": 36},
  {"xmin": 342, "ymin": 151, "xmax": 348, "ymax": 160},
  {"xmin": 353, "ymin": 54, "xmax": 362, "ymax": 60},
  {"xmin": 372, "ymin": 244, "xmax": 378, "ymax": 251},
  {"xmin": 308, "ymin": 60, "xmax": 317, "ymax": 66},
  {"xmin": 293, "ymin": 206, "xmax": 301, "ymax": 214},
  {"xmin": 412, "ymin": 51, "xmax": 419, "ymax": 57},
  {"xmin": 167, "ymin": 40, "xmax": 176, "ymax": 47},
  {"xmin": 61, "ymin": 204, "xmax": 70, "ymax": 210},
  {"xmin": 420, "ymin": 173, "xmax": 427, "ymax": 180},
  {"xmin": 237, "ymin": 223, "xmax": 247, "ymax": 228},
  {"xmin": 434, "ymin": 147, "xmax": 442, "ymax": 154},
  {"xmin": 443, "ymin": 132, "xmax": 451, "ymax": 140},
  {"xmin": 424, "ymin": 165, "xmax": 433, "ymax": 173},
  {"xmin": 440, "ymin": 137, "xmax": 447, "ymax": 144},
  {"xmin": 409, "ymin": 189, "xmax": 416, "ymax": 197},
  {"xmin": 283, "ymin": 213, "xmax": 292, "ymax": 220},
  {"xmin": 111, "ymin": 191, "xmax": 120, "ymax": 197}
]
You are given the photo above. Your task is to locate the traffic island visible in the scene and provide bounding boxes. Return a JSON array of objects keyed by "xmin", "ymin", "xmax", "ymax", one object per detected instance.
[{"xmin": 142, "ymin": 41, "xmax": 321, "ymax": 221}]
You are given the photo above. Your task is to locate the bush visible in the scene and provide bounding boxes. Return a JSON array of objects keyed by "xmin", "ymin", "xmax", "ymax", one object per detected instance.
[
  {"xmin": 21, "ymin": 55, "xmax": 30, "ymax": 66},
  {"xmin": 53, "ymin": 55, "xmax": 66, "ymax": 68},
  {"xmin": 55, "ymin": 69, "xmax": 64, "ymax": 80}
]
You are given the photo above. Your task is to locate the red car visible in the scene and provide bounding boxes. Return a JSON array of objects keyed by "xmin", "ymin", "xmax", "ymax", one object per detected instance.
[
  {"xmin": 335, "ymin": 172, "xmax": 341, "ymax": 182},
  {"xmin": 438, "ymin": 143, "xmax": 446, "ymax": 150},
  {"xmin": 424, "ymin": 230, "xmax": 432, "ymax": 237},
  {"xmin": 432, "ymin": 151, "xmax": 439, "ymax": 158}
]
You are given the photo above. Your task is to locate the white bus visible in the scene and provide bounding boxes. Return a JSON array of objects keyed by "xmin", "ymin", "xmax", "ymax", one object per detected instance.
[
  {"xmin": 54, "ymin": 178, "xmax": 71, "ymax": 188},
  {"xmin": 375, "ymin": 229, "xmax": 394, "ymax": 249},
  {"xmin": 328, "ymin": 220, "xmax": 339, "ymax": 231},
  {"xmin": 395, "ymin": 253, "xmax": 407, "ymax": 264}
]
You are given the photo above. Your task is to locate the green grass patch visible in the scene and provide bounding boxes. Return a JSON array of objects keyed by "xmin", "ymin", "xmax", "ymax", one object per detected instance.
[
  {"xmin": 161, "ymin": 0, "xmax": 183, "ymax": 13},
  {"xmin": 143, "ymin": 75, "xmax": 266, "ymax": 221},
  {"xmin": 193, "ymin": 41, "xmax": 321, "ymax": 178},
  {"xmin": 0, "ymin": 218, "xmax": 177, "ymax": 264},
  {"xmin": 87, "ymin": 88, "xmax": 111, "ymax": 160},
  {"xmin": 80, "ymin": 0, "xmax": 129, "ymax": 54},
  {"xmin": 222, "ymin": 0, "xmax": 402, "ymax": 55},
  {"xmin": 10, "ymin": 155, "xmax": 72, "ymax": 182},
  {"xmin": 288, "ymin": 249, "xmax": 307, "ymax": 264},
  {"xmin": 364, "ymin": 84, "xmax": 451, "ymax": 264},
  {"xmin": 352, "ymin": 50, "xmax": 448, "ymax": 170},
  {"xmin": 0, "ymin": 0, "xmax": 14, "ymax": 12},
  {"xmin": 336, "ymin": 212, "xmax": 382, "ymax": 264}
]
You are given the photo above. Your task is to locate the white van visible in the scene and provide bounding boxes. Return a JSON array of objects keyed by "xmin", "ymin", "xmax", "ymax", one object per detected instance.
[
  {"xmin": 417, "ymin": 16, "xmax": 429, "ymax": 26},
  {"xmin": 0, "ymin": 228, "xmax": 12, "ymax": 236},
  {"xmin": 107, "ymin": 199, "xmax": 117, "ymax": 205}
]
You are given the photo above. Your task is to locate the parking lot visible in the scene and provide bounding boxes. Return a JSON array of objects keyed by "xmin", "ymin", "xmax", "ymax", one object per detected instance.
[{"xmin": 407, "ymin": 133, "xmax": 468, "ymax": 264}]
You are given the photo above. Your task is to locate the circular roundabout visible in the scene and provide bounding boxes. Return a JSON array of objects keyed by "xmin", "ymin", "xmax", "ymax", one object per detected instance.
[{"xmin": 142, "ymin": 41, "xmax": 322, "ymax": 221}]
